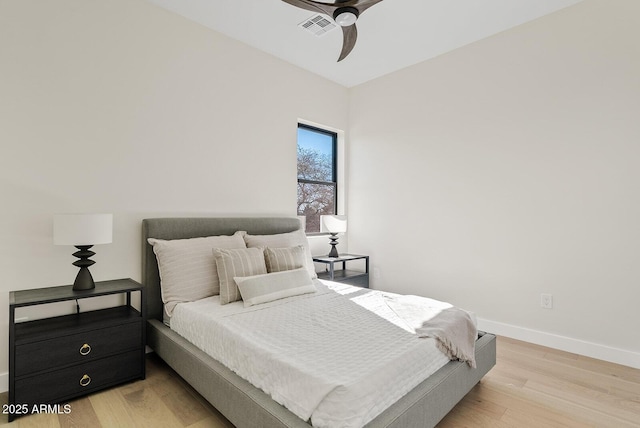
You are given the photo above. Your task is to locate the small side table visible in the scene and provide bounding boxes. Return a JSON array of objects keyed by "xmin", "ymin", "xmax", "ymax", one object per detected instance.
[{"xmin": 313, "ymin": 254, "xmax": 369, "ymax": 288}]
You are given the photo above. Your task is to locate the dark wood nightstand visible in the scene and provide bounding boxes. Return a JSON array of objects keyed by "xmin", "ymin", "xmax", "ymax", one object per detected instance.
[
  {"xmin": 8, "ymin": 278, "xmax": 146, "ymax": 421},
  {"xmin": 313, "ymin": 254, "xmax": 369, "ymax": 288}
]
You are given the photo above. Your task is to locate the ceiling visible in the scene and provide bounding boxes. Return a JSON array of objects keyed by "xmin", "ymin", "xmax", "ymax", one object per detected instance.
[{"xmin": 147, "ymin": 0, "xmax": 582, "ymax": 88}]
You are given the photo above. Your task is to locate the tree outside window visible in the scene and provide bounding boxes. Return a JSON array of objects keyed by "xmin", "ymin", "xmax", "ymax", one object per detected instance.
[{"xmin": 297, "ymin": 124, "xmax": 337, "ymax": 233}]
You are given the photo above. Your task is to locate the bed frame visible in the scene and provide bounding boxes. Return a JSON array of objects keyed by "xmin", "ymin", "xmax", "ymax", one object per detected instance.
[{"xmin": 142, "ymin": 217, "xmax": 496, "ymax": 428}]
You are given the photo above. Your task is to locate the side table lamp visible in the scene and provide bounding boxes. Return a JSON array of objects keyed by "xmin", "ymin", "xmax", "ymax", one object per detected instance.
[
  {"xmin": 320, "ymin": 215, "xmax": 347, "ymax": 258},
  {"xmin": 54, "ymin": 213, "xmax": 113, "ymax": 290}
]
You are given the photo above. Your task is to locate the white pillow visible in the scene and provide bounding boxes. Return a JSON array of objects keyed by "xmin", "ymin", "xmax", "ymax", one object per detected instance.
[
  {"xmin": 148, "ymin": 231, "xmax": 246, "ymax": 316},
  {"xmin": 214, "ymin": 247, "xmax": 268, "ymax": 305},
  {"xmin": 234, "ymin": 268, "xmax": 316, "ymax": 307},
  {"xmin": 243, "ymin": 229, "xmax": 317, "ymax": 279}
]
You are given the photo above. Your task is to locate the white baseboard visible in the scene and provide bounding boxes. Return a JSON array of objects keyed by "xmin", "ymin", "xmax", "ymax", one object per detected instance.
[{"xmin": 478, "ymin": 318, "xmax": 640, "ymax": 370}]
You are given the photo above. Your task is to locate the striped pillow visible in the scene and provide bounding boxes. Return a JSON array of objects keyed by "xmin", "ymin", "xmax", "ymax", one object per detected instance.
[
  {"xmin": 148, "ymin": 231, "xmax": 246, "ymax": 316},
  {"xmin": 264, "ymin": 246, "xmax": 306, "ymax": 273},
  {"xmin": 214, "ymin": 247, "xmax": 268, "ymax": 305},
  {"xmin": 244, "ymin": 229, "xmax": 317, "ymax": 279}
]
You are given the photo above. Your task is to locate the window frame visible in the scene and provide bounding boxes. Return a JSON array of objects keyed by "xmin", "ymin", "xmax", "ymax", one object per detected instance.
[{"xmin": 297, "ymin": 123, "xmax": 338, "ymax": 235}]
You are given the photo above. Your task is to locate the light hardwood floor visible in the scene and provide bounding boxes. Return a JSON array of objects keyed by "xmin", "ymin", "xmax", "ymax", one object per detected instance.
[{"xmin": 1, "ymin": 336, "xmax": 639, "ymax": 427}]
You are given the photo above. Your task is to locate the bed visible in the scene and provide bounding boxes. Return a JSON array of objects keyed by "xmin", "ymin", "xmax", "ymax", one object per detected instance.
[{"xmin": 142, "ymin": 217, "xmax": 496, "ymax": 428}]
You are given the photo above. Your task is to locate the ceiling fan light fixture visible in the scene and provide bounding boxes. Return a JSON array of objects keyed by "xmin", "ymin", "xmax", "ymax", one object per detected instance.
[{"xmin": 333, "ymin": 7, "xmax": 359, "ymax": 27}]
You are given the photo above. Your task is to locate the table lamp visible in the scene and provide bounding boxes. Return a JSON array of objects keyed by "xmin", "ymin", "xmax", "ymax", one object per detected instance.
[
  {"xmin": 320, "ymin": 215, "xmax": 347, "ymax": 258},
  {"xmin": 54, "ymin": 214, "xmax": 113, "ymax": 290}
]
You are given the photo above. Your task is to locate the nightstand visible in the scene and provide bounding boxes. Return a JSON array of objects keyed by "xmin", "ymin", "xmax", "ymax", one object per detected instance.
[
  {"xmin": 313, "ymin": 254, "xmax": 369, "ymax": 288},
  {"xmin": 8, "ymin": 278, "xmax": 145, "ymax": 421}
]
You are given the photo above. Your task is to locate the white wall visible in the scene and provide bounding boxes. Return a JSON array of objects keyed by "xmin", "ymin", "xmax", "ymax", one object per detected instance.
[
  {"xmin": 348, "ymin": 0, "xmax": 640, "ymax": 367},
  {"xmin": 1, "ymin": 0, "xmax": 638, "ymax": 396},
  {"xmin": 0, "ymin": 0, "xmax": 348, "ymax": 389}
]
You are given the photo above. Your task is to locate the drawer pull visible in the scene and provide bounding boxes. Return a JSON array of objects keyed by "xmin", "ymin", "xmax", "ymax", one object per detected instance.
[
  {"xmin": 79, "ymin": 343, "xmax": 91, "ymax": 356},
  {"xmin": 79, "ymin": 374, "xmax": 91, "ymax": 387}
]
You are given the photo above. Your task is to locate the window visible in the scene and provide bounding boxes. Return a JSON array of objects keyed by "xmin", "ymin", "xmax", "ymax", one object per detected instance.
[{"xmin": 297, "ymin": 124, "xmax": 337, "ymax": 233}]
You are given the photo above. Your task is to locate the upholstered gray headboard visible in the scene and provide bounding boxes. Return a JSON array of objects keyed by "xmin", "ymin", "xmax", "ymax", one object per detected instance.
[{"xmin": 141, "ymin": 217, "xmax": 302, "ymax": 321}]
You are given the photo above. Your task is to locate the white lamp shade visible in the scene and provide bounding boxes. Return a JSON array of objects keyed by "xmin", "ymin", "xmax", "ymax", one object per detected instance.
[
  {"xmin": 321, "ymin": 215, "xmax": 347, "ymax": 234},
  {"xmin": 54, "ymin": 214, "xmax": 113, "ymax": 246}
]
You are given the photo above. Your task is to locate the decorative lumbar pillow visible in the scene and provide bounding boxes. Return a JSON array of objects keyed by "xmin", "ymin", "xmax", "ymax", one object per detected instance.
[
  {"xmin": 214, "ymin": 247, "xmax": 268, "ymax": 305},
  {"xmin": 244, "ymin": 229, "xmax": 317, "ymax": 279},
  {"xmin": 264, "ymin": 246, "xmax": 306, "ymax": 273},
  {"xmin": 148, "ymin": 231, "xmax": 246, "ymax": 316},
  {"xmin": 234, "ymin": 268, "xmax": 316, "ymax": 307}
]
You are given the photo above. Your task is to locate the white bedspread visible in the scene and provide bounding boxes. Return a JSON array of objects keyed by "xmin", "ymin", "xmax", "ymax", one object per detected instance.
[{"xmin": 171, "ymin": 281, "xmax": 470, "ymax": 428}]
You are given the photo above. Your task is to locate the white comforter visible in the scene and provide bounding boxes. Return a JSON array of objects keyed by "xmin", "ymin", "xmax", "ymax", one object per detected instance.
[{"xmin": 171, "ymin": 281, "xmax": 466, "ymax": 428}]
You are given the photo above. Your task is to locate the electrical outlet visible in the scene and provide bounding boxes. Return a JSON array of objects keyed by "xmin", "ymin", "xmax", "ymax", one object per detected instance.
[
  {"xmin": 373, "ymin": 267, "xmax": 381, "ymax": 279},
  {"xmin": 540, "ymin": 293, "xmax": 553, "ymax": 309}
]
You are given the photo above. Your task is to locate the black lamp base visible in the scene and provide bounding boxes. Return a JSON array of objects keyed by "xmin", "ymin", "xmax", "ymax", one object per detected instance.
[
  {"xmin": 72, "ymin": 245, "xmax": 96, "ymax": 291},
  {"xmin": 328, "ymin": 233, "xmax": 340, "ymax": 258}
]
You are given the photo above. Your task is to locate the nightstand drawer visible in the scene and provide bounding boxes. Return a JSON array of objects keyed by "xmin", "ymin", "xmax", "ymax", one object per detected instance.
[
  {"xmin": 14, "ymin": 349, "xmax": 142, "ymax": 406},
  {"xmin": 15, "ymin": 322, "xmax": 141, "ymax": 377}
]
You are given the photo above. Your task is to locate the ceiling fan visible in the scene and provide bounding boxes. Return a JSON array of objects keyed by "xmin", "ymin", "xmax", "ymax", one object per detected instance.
[{"xmin": 281, "ymin": 0, "xmax": 385, "ymax": 62}]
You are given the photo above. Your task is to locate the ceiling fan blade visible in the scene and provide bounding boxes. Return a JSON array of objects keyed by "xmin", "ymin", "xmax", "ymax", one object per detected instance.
[
  {"xmin": 337, "ymin": 24, "xmax": 357, "ymax": 62},
  {"xmin": 281, "ymin": 0, "xmax": 385, "ymax": 61},
  {"xmin": 355, "ymin": 0, "xmax": 385, "ymax": 14}
]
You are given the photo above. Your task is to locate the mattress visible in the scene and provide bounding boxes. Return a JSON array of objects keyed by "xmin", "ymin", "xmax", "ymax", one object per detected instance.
[{"xmin": 170, "ymin": 280, "xmax": 467, "ymax": 428}]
